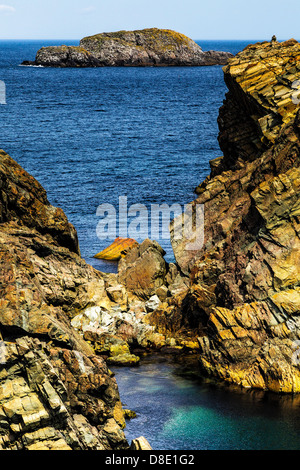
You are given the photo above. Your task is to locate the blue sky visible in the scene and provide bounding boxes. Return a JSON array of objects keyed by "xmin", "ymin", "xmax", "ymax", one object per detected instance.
[{"xmin": 0, "ymin": 0, "xmax": 299, "ymax": 40}]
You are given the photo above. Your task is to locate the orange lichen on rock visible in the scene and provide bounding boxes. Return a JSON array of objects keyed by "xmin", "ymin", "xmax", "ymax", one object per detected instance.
[{"xmin": 94, "ymin": 237, "xmax": 139, "ymax": 261}]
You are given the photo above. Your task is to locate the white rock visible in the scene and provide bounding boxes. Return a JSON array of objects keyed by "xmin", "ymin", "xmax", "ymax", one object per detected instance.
[
  {"xmin": 84, "ymin": 306, "xmax": 101, "ymax": 323},
  {"xmin": 100, "ymin": 310, "xmax": 114, "ymax": 327},
  {"xmin": 145, "ymin": 295, "xmax": 161, "ymax": 312}
]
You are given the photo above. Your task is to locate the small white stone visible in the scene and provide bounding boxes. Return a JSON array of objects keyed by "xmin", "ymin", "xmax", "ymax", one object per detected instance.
[{"xmin": 145, "ymin": 295, "xmax": 161, "ymax": 312}]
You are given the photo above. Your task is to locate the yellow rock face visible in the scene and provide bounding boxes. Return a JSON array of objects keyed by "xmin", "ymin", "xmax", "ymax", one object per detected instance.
[
  {"xmin": 271, "ymin": 288, "xmax": 300, "ymax": 315},
  {"xmin": 223, "ymin": 39, "xmax": 300, "ymax": 142},
  {"xmin": 94, "ymin": 237, "xmax": 139, "ymax": 261},
  {"xmin": 113, "ymin": 401, "xmax": 126, "ymax": 430},
  {"xmin": 199, "ymin": 301, "xmax": 300, "ymax": 392},
  {"xmin": 166, "ymin": 39, "xmax": 300, "ymax": 393}
]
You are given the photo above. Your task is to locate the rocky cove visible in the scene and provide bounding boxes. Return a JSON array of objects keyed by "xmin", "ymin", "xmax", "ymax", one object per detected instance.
[{"xmin": 0, "ymin": 37, "xmax": 300, "ymax": 450}]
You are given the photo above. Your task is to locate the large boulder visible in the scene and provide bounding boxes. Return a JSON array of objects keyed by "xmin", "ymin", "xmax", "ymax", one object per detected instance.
[{"xmin": 118, "ymin": 239, "xmax": 167, "ymax": 300}]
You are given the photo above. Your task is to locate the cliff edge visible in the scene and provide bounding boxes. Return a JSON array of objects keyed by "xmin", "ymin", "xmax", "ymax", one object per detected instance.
[
  {"xmin": 22, "ymin": 28, "xmax": 233, "ymax": 67},
  {"xmin": 147, "ymin": 38, "xmax": 300, "ymax": 393},
  {"xmin": 0, "ymin": 150, "xmax": 132, "ymax": 450},
  {"xmin": 0, "ymin": 150, "xmax": 182, "ymax": 450}
]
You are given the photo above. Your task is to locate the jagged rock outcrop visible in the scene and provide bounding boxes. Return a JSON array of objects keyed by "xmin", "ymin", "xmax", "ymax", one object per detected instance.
[
  {"xmin": 147, "ymin": 39, "xmax": 300, "ymax": 392},
  {"xmin": 0, "ymin": 149, "xmax": 198, "ymax": 449},
  {"xmin": 0, "ymin": 151, "xmax": 79, "ymax": 254},
  {"xmin": 0, "ymin": 150, "xmax": 132, "ymax": 449},
  {"xmin": 118, "ymin": 239, "xmax": 168, "ymax": 300},
  {"xmin": 117, "ymin": 238, "xmax": 191, "ymax": 301},
  {"xmin": 22, "ymin": 28, "xmax": 233, "ymax": 67},
  {"xmin": 116, "ymin": 239, "xmax": 198, "ymax": 350},
  {"xmin": 0, "ymin": 336, "xmax": 127, "ymax": 450}
]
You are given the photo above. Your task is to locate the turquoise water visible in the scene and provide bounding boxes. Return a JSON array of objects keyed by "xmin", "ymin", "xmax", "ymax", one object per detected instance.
[{"xmin": 112, "ymin": 356, "xmax": 300, "ymax": 450}]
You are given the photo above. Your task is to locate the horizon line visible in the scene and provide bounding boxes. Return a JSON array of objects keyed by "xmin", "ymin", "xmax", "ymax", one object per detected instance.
[{"xmin": 0, "ymin": 37, "xmax": 293, "ymax": 42}]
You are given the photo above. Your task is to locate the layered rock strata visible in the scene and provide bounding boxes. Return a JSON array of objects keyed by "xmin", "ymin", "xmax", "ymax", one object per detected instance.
[
  {"xmin": 3, "ymin": 37, "xmax": 300, "ymax": 453},
  {"xmin": 70, "ymin": 238, "xmax": 195, "ymax": 362},
  {"xmin": 0, "ymin": 150, "xmax": 195, "ymax": 449},
  {"xmin": 147, "ymin": 39, "xmax": 300, "ymax": 392},
  {"xmin": 22, "ymin": 28, "xmax": 233, "ymax": 67},
  {"xmin": 0, "ymin": 150, "xmax": 130, "ymax": 450}
]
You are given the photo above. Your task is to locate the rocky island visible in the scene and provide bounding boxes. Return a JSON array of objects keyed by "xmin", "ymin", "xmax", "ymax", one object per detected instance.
[
  {"xmin": 1, "ymin": 37, "xmax": 300, "ymax": 450},
  {"xmin": 21, "ymin": 28, "xmax": 233, "ymax": 67}
]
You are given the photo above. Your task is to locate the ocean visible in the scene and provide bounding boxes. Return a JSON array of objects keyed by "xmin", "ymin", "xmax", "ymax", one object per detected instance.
[
  {"xmin": 0, "ymin": 39, "xmax": 250, "ymax": 271},
  {"xmin": 2, "ymin": 39, "xmax": 300, "ymax": 450},
  {"xmin": 113, "ymin": 355, "xmax": 300, "ymax": 450}
]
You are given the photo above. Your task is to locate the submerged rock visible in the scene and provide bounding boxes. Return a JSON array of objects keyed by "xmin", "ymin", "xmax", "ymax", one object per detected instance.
[
  {"xmin": 124, "ymin": 409, "xmax": 137, "ymax": 420},
  {"xmin": 130, "ymin": 436, "xmax": 152, "ymax": 450},
  {"xmin": 22, "ymin": 28, "xmax": 233, "ymax": 68}
]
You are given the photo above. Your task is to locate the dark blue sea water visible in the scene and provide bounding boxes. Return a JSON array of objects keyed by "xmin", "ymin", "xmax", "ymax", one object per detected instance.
[
  {"xmin": 0, "ymin": 39, "xmax": 250, "ymax": 272},
  {"xmin": 2, "ymin": 39, "xmax": 300, "ymax": 451}
]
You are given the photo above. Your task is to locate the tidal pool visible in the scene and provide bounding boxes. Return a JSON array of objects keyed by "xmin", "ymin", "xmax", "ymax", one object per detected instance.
[{"xmin": 112, "ymin": 354, "xmax": 300, "ymax": 450}]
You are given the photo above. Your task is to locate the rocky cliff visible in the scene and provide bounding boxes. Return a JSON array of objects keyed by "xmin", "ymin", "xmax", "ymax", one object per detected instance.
[
  {"xmin": 0, "ymin": 150, "xmax": 191, "ymax": 449},
  {"xmin": 147, "ymin": 39, "xmax": 300, "ymax": 393},
  {"xmin": 0, "ymin": 150, "xmax": 135, "ymax": 450},
  {"xmin": 22, "ymin": 28, "xmax": 233, "ymax": 67},
  {"xmin": 3, "ymin": 38, "xmax": 300, "ymax": 452}
]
